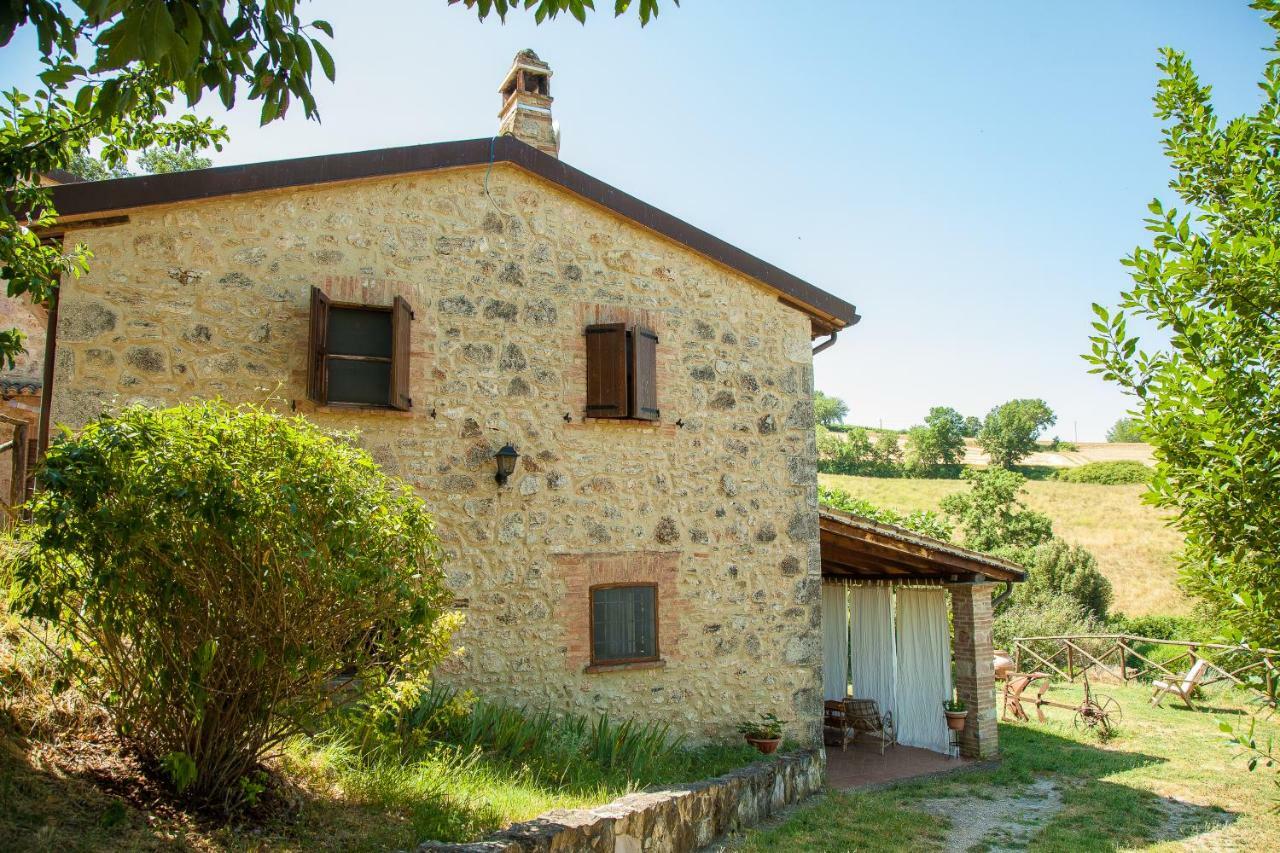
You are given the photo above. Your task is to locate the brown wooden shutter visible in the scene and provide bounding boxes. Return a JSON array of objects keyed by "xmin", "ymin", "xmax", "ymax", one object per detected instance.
[
  {"xmin": 306, "ymin": 286, "xmax": 330, "ymax": 403},
  {"xmin": 390, "ymin": 295, "xmax": 413, "ymax": 411},
  {"xmin": 585, "ymin": 323, "xmax": 628, "ymax": 418},
  {"xmin": 630, "ymin": 327, "xmax": 659, "ymax": 421}
]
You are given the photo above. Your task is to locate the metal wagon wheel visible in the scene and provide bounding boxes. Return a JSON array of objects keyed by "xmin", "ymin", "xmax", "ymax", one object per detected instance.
[{"xmin": 1074, "ymin": 695, "xmax": 1122, "ymax": 734}]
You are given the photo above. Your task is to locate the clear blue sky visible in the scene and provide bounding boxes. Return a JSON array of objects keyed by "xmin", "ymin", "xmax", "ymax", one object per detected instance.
[{"xmin": 2, "ymin": 2, "xmax": 1271, "ymax": 439}]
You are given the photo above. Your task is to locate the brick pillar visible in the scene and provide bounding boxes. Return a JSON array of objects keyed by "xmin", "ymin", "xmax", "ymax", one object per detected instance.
[{"xmin": 947, "ymin": 582, "xmax": 998, "ymax": 759}]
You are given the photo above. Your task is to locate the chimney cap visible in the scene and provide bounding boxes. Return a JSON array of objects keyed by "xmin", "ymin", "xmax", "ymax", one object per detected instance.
[{"xmin": 498, "ymin": 49, "xmax": 553, "ymax": 95}]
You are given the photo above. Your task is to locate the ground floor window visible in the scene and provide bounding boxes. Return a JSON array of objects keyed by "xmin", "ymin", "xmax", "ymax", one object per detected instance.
[{"xmin": 590, "ymin": 583, "xmax": 658, "ymax": 664}]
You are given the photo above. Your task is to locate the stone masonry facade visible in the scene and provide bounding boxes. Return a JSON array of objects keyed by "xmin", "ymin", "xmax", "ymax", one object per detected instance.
[{"xmin": 50, "ymin": 163, "xmax": 826, "ymax": 743}]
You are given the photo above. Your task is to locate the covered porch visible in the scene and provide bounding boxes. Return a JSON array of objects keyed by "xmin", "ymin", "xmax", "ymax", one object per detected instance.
[{"xmin": 818, "ymin": 507, "xmax": 1025, "ymax": 763}]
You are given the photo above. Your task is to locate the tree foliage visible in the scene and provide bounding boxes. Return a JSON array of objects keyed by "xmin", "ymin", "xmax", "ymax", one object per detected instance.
[
  {"xmin": 940, "ymin": 467, "xmax": 1053, "ymax": 553},
  {"xmin": 904, "ymin": 406, "xmax": 967, "ymax": 473},
  {"xmin": 1106, "ymin": 417, "xmax": 1145, "ymax": 443},
  {"xmin": 451, "ymin": 0, "xmax": 675, "ymax": 25},
  {"xmin": 1085, "ymin": 0, "xmax": 1280, "ymax": 651},
  {"xmin": 7, "ymin": 402, "xmax": 456, "ymax": 809},
  {"xmin": 65, "ymin": 145, "xmax": 213, "ymax": 181},
  {"xmin": 977, "ymin": 398, "xmax": 1057, "ymax": 468},
  {"xmin": 813, "ymin": 390, "xmax": 849, "ymax": 427}
]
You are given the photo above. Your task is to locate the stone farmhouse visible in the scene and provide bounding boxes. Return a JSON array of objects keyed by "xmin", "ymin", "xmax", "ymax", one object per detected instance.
[{"xmin": 3, "ymin": 52, "xmax": 1020, "ymax": 761}]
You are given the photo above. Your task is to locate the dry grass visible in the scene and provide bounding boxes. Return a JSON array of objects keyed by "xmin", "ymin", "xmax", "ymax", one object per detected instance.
[{"xmin": 820, "ymin": 474, "xmax": 1189, "ymax": 616}]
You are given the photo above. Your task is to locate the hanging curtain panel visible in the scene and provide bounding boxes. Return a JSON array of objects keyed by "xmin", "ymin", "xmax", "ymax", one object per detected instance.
[
  {"xmin": 850, "ymin": 585, "xmax": 896, "ymax": 717},
  {"xmin": 895, "ymin": 587, "xmax": 953, "ymax": 754},
  {"xmin": 821, "ymin": 582, "xmax": 850, "ymax": 701}
]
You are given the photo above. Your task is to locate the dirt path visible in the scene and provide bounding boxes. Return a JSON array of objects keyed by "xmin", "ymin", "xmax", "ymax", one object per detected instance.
[{"xmin": 916, "ymin": 777, "xmax": 1064, "ymax": 852}]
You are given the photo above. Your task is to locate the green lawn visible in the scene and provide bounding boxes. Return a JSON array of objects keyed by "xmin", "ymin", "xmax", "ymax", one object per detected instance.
[{"xmin": 728, "ymin": 683, "xmax": 1279, "ymax": 852}]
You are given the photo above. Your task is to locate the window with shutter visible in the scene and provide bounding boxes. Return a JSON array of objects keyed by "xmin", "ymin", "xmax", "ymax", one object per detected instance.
[
  {"xmin": 306, "ymin": 288, "xmax": 413, "ymax": 409},
  {"xmin": 584, "ymin": 323, "xmax": 628, "ymax": 418},
  {"xmin": 584, "ymin": 322, "xmax": 659, "ymax": 420},
  {"xmin": 590, "ymin": 584, "xmax": 659, "ymax": 664}
]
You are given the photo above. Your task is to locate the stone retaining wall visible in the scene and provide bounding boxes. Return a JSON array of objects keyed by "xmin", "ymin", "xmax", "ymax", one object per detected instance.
[{"xmin": 418, "ymin": 749, "xmax": 823, "ymax": 852}]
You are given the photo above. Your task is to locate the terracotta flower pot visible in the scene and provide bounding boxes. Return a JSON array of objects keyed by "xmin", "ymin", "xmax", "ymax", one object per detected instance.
[
  {"xmin": 745, "ymin": 735, "xmax": 782, "ymax": 755},
  {"xmin": 944, "ymin": 710, "xmax": 968, "ymax": 732}
]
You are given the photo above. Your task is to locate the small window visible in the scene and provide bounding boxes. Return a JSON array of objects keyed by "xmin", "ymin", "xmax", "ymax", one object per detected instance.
[
  {"xmin": 584, "ymin": 323, "xmax": 658, "ymax": 420},
  {"xmin": 590, "ymin": 584, "xmax": 659, "ymax": 664},
  {"xmin": 307, "ymin": 287, "xmax": 413, "ymax": 410}
]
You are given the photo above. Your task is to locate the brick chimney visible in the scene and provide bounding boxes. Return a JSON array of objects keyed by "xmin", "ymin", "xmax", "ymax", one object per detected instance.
[{"xmin": 498, "ymin": 49, "xmax": 559, "ymax": 158}]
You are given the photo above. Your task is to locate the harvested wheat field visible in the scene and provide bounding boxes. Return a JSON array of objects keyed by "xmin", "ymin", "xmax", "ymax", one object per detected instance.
[{"xmin": 821, "ymin": 474, "xmax": 1188, "ymax": 616}]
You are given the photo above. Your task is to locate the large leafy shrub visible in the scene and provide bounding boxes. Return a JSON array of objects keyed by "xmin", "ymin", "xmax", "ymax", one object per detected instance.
[
  {"xmin": 1054, "ymin": 461, "xmax": 1151, "ymax": 485},
  {"xmin": 8, "ymin": 402, "xmax": 455, "ymax": 809},
  {"xmin": 940, "ymin": 468, "xmax": 1053, "ymax": 552},
  {"xmin": 993, "ymin": 593, "xmax": 1107, "ymax": 661},
  {"xmin": 904, "ymin": 406, "xmax": 967, "ymax": 474},
  {"xmin": 1000, "ymin": 539, "xmax": 1113, "ymax": 621}
]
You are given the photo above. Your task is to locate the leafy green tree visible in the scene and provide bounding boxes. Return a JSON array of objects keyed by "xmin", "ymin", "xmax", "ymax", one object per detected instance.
[
  {"xmin": 813, "ymin": 390, "xmax": 849, "ymax": 427},
  {"xmin": 65, "ymin": 146, "xmax": 213, "ymax": 182},
  {"xmin": 905, "ymin": 406, "xmax": 967, "ymax": 472},
  {"xmin": 9, "ymin": 402, "xmax": 456, "ymax": 808},
  {"xmin": 940, "ymin": 467, "xmax": 1053, "ymax": 552},
  {"xmin": 1085, "ymin": 0, "xmax": 1280, "ymax": 651},
  {"xmin": 962, "ymin": 415, "xmax": 983, "ymax": 438},
  {"xmin": 1, "ymin": 1, "xmax": 668, "ymax": 370},
  {"xmin": 1105, "ymin": 417, "xmax": 1145, "ymax": 443},
  {"xmin": 977, "ymin": 399, "xmax": 1057, "ymax": 468},
  {"xmin": 872, "ymin": 429, "xmax": 902, "ymax": 467}
]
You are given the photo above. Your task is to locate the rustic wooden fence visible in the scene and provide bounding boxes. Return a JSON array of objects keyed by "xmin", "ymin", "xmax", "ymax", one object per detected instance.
[{"xmin": 1011, "ymin": 634, "xmax": 1279, "ymax": 705}]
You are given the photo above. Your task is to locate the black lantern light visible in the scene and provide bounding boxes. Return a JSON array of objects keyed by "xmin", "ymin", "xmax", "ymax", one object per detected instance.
[{"xmin": 494, "ymin": 444, "xmax": 520, "ymax": 486}]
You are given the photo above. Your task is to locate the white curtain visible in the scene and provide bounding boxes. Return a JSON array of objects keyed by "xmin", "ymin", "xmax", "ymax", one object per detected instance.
[
  {"xmin": 895, "ymin": 588, "xmax": 952, "ymax": 753},
  {"xmin": 821, "ymin": 582, "xmax": 849, "ymax": 701},
  {"xmin": 850, "ymin": 586, "xmax": 896, "ymax": 716}
]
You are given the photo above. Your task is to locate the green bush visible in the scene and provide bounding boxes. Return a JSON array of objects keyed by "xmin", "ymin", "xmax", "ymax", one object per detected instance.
[
  {"xmin": 940, "ymin": 468, "xmax": 1053, "ymax": 552},
  {"xmin": 1001, "ymin": 539, "xmax": 1114, "ymax": 621},
  {"xmin": 1054, "ymin": 461, "xmax": 1152, "ymax": 485},
  {"xmin": 8, "ymin": 401, "xmax": 456, "ymax": 809},
  {"xmin": 1109, "ymin": 613, "xmax": 1211, "ymax": 641},
  {"xmin": 993, "ymin": 594, "xmax": 1106, "ymax": 663}
]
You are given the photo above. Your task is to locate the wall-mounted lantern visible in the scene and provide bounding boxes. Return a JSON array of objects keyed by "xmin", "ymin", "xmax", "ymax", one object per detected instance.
[{"xmin": 494, "ymin": 444, "xmax": 520, "ymax": 486}]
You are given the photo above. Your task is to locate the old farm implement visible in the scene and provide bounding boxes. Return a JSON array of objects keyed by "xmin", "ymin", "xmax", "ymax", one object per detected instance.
[{"xmin": 1003, "ymin": 671, "xmax": 1122, "ymax": 734}]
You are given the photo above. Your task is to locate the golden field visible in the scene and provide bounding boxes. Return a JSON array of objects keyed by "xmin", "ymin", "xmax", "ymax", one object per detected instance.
[{"xmin": 820, "ymin": 473, "xmax": 1189, "ymax": 616}]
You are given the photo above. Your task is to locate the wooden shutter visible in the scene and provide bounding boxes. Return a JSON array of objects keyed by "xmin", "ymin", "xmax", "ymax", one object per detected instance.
[
  {"xmin": 390, "ymin": 295, "xmax": 413, "ymax": 411},
  {"xmin": 630, "ymin": 327, "xmax": 659, "ymax": 420},
  {"xmin": 585, "ymin": 323, "xmax": 628, "ymax": 418},
  {"xmin": 306, "ymin": 286, "xmax": 330, "ymax": 403}
]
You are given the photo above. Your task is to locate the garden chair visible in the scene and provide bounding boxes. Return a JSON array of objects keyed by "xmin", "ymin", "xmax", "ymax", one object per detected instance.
[
  {"xmin": 1150, "ymin": 658, "xmax": 1209, "ymax": 710},
  {"xmin": 824, "ymin": 698, "xmax": 896, "ymax": 753}
]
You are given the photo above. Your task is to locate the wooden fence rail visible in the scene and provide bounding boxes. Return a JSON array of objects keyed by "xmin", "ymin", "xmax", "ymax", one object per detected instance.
[{"xmin": 1011, "ymin": 634, "xmax": 1278, "ymax": 706}]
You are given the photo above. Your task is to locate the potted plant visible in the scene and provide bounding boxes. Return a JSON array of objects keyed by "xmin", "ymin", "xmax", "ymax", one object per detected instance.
[
  {"xmin": 943, "ymin": 697, "xmax": 967, "ymax": 731},
  {"xmin": 738, "ymin": 712, "xmax": 785, "ymax": 754}
]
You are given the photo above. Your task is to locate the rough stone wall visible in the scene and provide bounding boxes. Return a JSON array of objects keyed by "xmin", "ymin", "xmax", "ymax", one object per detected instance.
[
  {"xmin": 418, "ymin": 749, "xmax": 824, "ymax": 852},
  {"xmin": 50, "ymin": 163, "xmax": 825, "ymax": 743}
]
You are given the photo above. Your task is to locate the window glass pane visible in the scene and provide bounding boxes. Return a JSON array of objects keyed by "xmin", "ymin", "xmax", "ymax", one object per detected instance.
[
  {"xmin": 328, "ymin": 307, "xmax": 392, "ymax": 358},
  {"xmin": 327, "ymin": 358, "xmax": 391, "ymax": 406},
  {"xmin": 592, "ymin": 586, "xmax": 656, "ymax": 662}
]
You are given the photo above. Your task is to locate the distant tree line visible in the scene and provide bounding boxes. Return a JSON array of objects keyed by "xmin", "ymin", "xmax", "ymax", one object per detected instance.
[{"xmin": 814, "ymin": 394, "xmax": 1068, "ymax": 477}]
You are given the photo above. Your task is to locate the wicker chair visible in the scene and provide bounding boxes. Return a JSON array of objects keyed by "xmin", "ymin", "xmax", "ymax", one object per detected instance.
[{"xmin": 824, "ymin": 698, "xmax": 897, "ymax": 753}]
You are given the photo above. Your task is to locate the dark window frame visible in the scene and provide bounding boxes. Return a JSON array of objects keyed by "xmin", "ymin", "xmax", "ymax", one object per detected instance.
[
  {"xmin": 306, "ymin": 287, "xmax": 413, "ymax": 411},
  {"xmin": 588, "ymin": 582, "xmax": 661, "ymax": 666}
]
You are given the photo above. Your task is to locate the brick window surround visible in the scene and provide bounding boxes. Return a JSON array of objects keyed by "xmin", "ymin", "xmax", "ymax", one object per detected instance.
[{"xmin": 552, "ymin": 551, "xmax": 684, "ymax": 674}]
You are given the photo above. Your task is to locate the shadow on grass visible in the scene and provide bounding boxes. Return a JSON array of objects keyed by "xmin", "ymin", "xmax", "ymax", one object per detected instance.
[{"xmin": 734, "ymin": 725, "xmax": 1236, "ymax": 852}]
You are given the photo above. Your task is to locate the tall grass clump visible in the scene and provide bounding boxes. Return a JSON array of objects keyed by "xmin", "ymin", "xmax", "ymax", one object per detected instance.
[{"xmin": 6, "ymin": 401, "xmax": 458, "ymax": 810}]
